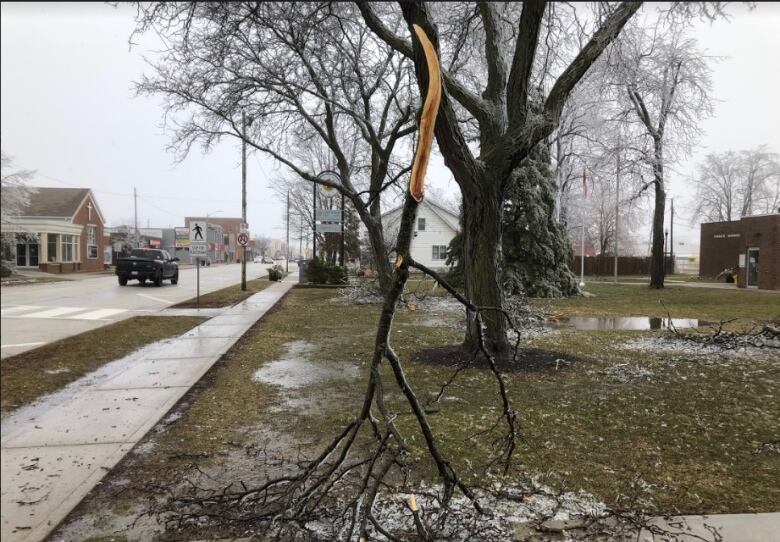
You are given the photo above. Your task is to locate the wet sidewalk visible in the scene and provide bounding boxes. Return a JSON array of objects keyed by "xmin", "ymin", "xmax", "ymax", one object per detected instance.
[
  {"xmin": 0, "ymin": 277, "xmax": 296, "ymax": 542},
  {"xmin": 642, "ymin": 512, "xmax": 780, "ymax": 541}
]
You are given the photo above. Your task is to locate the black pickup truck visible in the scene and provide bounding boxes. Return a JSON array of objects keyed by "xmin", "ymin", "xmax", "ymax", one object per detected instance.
[{"xmin": 116, "ymin": 248, "xmax": 179, "ymax": 286}]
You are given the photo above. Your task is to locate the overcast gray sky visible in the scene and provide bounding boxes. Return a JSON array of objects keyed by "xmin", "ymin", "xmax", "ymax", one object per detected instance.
[{"xmin": 2, "ymin": 2, "xmax": 779, "ymax": 248}]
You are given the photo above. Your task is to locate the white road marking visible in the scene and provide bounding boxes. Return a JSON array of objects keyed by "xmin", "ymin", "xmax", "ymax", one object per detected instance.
[
  {"xmin": 73, "ymin": 308, "xmax": 127, "ymax": 320},
  {"xmin": 136, "ymin": 293, "xmax": 171, "ymax": 304},
  {"xmin": 0, "ymin": 305, "xmax": 45, "ymax": 316},
  {"xmin": 19, "ymin": 307, "xmax": 87, "ymax": 319},
  {"xmin": 0, "ymin": 342, "xmax": 46, "ymax": 349}
]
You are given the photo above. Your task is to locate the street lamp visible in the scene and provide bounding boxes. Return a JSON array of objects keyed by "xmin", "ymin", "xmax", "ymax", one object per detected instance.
[{"xmin": 315, "ymin": 170, "xmax": 344, "ymax": 265}]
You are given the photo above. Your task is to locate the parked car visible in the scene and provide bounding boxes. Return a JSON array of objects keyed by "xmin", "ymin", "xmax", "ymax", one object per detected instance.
[
  {"xmin": 116, "ymin": 248, "xmax": 179, "ymax": 286},
  {"xmin": 262, "ymin": 256, "xmax": 274, "ymax": 264}
]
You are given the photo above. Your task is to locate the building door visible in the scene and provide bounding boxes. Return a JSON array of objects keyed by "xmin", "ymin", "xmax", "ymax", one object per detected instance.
[{"xmin": 746, "ymin": 248, "xmax": 760, "ymax": 287}]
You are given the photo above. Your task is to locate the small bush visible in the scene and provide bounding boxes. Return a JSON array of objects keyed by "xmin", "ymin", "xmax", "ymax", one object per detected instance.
[
  {"xmin": 268, "ymin": 264, "xmax": 285, "ymax": 281},
  {"xmin": 1, "ymin": 264, "xmax": 12, "ymax": 278},
  {"xmin": 307, "ymin": 258, "xmax": 347, "ymax": 285}
]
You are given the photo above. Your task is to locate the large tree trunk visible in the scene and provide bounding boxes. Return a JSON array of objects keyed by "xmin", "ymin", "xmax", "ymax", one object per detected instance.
[
  {"xmin": 649, "ymin": 140, "xmax": 666, "ymax": 289},
  {"xmin": 461, "ymin": 180, "xmax": 509, "ymax": 353}
]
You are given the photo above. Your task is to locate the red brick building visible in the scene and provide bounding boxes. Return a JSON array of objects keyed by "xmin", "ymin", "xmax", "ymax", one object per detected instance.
[
  {"xmin": 699, "ymin": 214, "xmax": 779, "ymax": 290},
  {"xmin": 4, "ymin": 188, "xmax": 109, "ymax": 273}
]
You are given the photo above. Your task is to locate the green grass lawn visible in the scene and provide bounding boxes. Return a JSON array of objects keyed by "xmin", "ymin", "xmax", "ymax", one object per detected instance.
[
  {"xmin": 539, "ymin": 282, "xmax": 780, "ymax": 322},
  {"xmin": 0, "ymin": 316, "xmax": 206, "ymax": 412},
  {"xmin": 71, "ymin": 285, "xmax": 778, "ymax": 533},
  {"xmin": 173, "ymin": 275, "xmax": 281, "ymax": 308}
]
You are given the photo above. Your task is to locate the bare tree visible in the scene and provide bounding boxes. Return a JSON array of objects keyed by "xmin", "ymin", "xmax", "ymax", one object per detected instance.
[
  {"xmin": 1, "ymin": 150, "xmax": 36, "ymax": 226},
  {"xmin": 1, "ymin": 151, "xmax": 37, "ymax": 268},
  {"xmin": 133, "ymin": 2, "xmax": 418, "ymax": 292},
  {"xmin": 360, "ymin": 1, "xmax": 642, "ymax": 352},
  {"xmin": 693, "ymin": 146, "xmax": 780, "ymax": 222},
  {"xmin": 738, "ymin": 145, "xmax": 780, "ymax": 216},
  {"xmin": 608, "ymin": 18, "xmax": 714, "ymax": 288},
  {"xmin": 692, "ymin": 151, "xmax": 741, "ymax": 222},
  {"xmin": 252, "ymin": 234, "xmax": 271, "ymax": 258}
]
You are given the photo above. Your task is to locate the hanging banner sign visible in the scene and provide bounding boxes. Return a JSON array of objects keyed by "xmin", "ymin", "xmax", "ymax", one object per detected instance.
[
  {"xmin": 317, "ymin": 223, "xmax": 342, "ymax": 233},
  {"xmin": 316, "ymin": 209, "xmax": 342, "ymax": 221}
]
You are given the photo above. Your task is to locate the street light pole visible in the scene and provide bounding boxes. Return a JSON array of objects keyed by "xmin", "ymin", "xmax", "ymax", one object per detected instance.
[
  {"xmin": 312, "ymin": 182, "xmax": 317, "ymax": 261},
  {"xmin": 241, "ymin": 112, "xmax": 248, "ymax": 291},
  {"xmin": 134, "ymin": 187, "xmax": 139, "ymax": 248},
  {"xmin": 614, "ymin": 139, "xmax": 620, "ymax": 284},
  {"xmin": 580, "ymin": 169, "xmax": 586, "ymax": 288},
  {"xmin": 340, "ymin": 192, "xmax": 345, "ymax": 267},
  {"xmin": 286, "ymin": 190, "xmax": 290, "ymax": 273},
  {"xmin": 670, "ymin": 198, "xmax": 675, "ymax": 275}
]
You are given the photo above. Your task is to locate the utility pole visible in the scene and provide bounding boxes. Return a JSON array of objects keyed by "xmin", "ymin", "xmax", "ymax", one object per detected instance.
[
  {"xmin": 286, "ymin": 190, "xmax": 290, "ymax": 273},
  {"xmin": 670, "ymin": 198, "xmax": 675, "ymax": 275},
  {"xmin": 298, "ymin": 214, "xmax": 303, "ymax": 259},
  {"xmin": 340, "ymin": 192, "xmax": 346, "ymax": 267},
  {"xmin": 614, "ymin": 145, "xmax": 620, "ymax": 284},
  {"xmin": 580, "ymin": 169, "xmax": 586, "ymax": 288},
  {"xmin": 133, "ymin": 187, "xmax": 139, "ymax": 248},
  {"xmin": 312, "ymin": 182, "xmax": 317, "ymax": 260},
  {"xmin": 241, "ymin": 111, "xmax": 247, "ymax": 291}
]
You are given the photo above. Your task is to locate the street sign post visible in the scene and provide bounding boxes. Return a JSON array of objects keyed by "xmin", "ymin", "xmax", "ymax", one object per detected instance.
[{"xmin": 190, "ymin": 221, "xmax": 209, "ymax": 307}]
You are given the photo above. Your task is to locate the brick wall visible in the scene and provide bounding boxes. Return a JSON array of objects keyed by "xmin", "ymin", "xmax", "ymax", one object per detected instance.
[
  {"xmin": 699, "ymin": 221, "xmax": 743, "ymax": 278},
  {"xmin": 700, "ymin": 215, "xmax": 779, "ymax": 289},
  {"xmin": 72, "ymin": 194, "xmax": 106, "ymax": 272}
]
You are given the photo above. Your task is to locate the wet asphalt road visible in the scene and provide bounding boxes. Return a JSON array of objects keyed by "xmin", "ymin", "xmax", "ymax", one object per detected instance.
[{"xmin": 0, "ymin": 262, "xmax": 273, "ymax": 358}]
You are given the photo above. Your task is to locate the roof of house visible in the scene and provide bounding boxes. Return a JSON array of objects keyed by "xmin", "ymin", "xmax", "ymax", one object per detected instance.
[{"xmin": 19, "ymin": 188, "xmax": 91, "ymax": 218}]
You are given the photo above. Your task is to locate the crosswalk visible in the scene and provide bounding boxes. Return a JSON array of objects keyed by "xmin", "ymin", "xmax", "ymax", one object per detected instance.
[{"xmin": 0, "ymin": 305, "xmax": 129, "ymax": 321}]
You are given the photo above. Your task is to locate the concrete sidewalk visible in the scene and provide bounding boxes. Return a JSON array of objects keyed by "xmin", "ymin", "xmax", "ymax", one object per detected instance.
[
  {"xmin": 0, "ymin": 277, "xmax": 296, "ymax": 542},
  {"xmin": 643, "ymin": 512, "xmax": 780, "ymax": 541}
]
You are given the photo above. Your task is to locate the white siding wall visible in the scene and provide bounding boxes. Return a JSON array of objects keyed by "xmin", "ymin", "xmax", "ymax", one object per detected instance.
[{"xmin": 383, "ymin": 203, "xmax": 457, "ymax": 270}]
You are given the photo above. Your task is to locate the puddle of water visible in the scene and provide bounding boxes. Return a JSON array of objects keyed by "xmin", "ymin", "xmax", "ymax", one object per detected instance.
[
  {"xmin": 553, "ymin": 316, "xmax": 709, "ymax": 331},
  {"xmin": 253, "ymin": 340, "xmax": 359, "ymax": 389},
  {"xmin": 44, "ymin": 367, "xmax": 70, "ymax": 375}
]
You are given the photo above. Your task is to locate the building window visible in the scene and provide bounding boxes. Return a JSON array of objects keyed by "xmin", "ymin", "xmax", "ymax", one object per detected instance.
[
  {"xmin": 87, "ymin": 225, "xmax": 98, "ymax": 259},
  {"xmin": 61, "ymin": 235, "xmax": 76, "ymax": 262},
  {"xmin": 417, "ymin": 217, "xmax": 426, "ymax": 231},
  {"xmin": 48, "ymin": 234, "xmax": 58, "ymax": 262},
  {"xmin": 432, "ymin": 245, "xmax": 448, "ymax": 260}
]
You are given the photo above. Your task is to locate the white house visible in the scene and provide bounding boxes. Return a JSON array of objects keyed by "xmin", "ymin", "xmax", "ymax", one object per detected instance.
[{"xmin": 381, "ymin": 199, "xmax": 460, "ymax": 270}]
